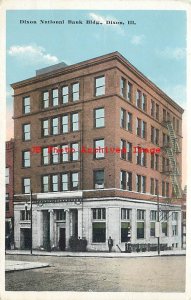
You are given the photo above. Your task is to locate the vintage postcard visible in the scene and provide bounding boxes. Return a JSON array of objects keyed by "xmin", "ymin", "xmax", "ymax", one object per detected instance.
[{"xmin": 1, "ymin": 0, "xmax": 191, "ymax": 300}]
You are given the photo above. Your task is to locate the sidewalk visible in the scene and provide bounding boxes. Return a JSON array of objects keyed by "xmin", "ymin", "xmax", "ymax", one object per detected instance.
[
  {"xmin": 6, "ymin": 249, "xmax": 186, "ymax": 258},
  {"xmin": 5, "ymin": 260, "xmax": 50, "ymax": 272}
]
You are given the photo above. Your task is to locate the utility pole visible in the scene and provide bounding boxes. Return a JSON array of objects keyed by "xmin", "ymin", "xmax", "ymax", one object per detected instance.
[
  {"xmin": 30, "ymin": 189, "xmax": 33, "ymax": 255},
  {"xmin": 157, "ymin": 194, "xmax": 160, "ymax": 255}
]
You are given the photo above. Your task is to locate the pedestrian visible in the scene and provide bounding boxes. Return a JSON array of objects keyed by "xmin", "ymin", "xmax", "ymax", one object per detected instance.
[{"xmin": 108, "ymin": 236, "xmax": 113, "ymax": 252}]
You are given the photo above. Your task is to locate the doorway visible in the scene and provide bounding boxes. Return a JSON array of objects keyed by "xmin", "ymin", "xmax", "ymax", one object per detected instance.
[
  {"xmin": 59, "ymin": 228, "xmax": 66, "ymax": 251},
  {"xmin": 20, "ymin": 228, "xmax": 31, "ymax": 249}
]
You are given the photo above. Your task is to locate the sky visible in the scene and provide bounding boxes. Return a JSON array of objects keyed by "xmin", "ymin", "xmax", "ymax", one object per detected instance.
[{"xmin": 6, "ymin": 9, "xmax": 187, "ymax": 187}]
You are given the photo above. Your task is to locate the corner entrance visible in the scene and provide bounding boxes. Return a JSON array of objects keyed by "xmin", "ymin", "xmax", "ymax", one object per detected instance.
[
  {"xmin": 20, "ymin": 228, "xmax": 31, "ymax": 249},
  {"xmin": 59, "ymin": 228, "xmax": 66, "ymax": 251}
]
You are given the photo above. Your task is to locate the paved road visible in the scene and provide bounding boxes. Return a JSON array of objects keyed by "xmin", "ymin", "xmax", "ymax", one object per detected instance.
[{"xmin": 5, "ymin": 255, "xmax": 185, "ymax": 292}]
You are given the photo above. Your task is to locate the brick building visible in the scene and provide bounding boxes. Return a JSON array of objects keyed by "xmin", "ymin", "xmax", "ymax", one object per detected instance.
[
  {"xmin": 5, "ymin": 139, "xmax": 14, "ymax": 248},
  {"xmin": 12, "ymin": 52, "xmax": 183, "ymax": 251}
]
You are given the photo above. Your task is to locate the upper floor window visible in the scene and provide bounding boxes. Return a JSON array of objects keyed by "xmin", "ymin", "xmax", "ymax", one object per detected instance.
[
  {"xmin": 62, "ymin": 86, "xmax": 69, "ymax": 104},
  {"xmin": 94, "ymin": 169, "xmax": 104, "ymax": 189},
  {"xmin": 56, "ymin": 210, "xmax": 66, "ymax": 221},
  {"xmin": 42, "ymin": 147, "xmax": 49, "ymax": 165},
  {"xmin": 6, "ymin": 167, "xmax": 9, "ymax": 184},
  {"xmin": 137, "ymin": 209, "xmax": 145, "ymax": 220},
  {"xmin": 23, "ymin": 97, "xmax": 30, "ymax": 114},
  {"xmin": 22, "ymin": 151, "xmax": 30, "ymax": 168},
  {"xmin": 127, "ymin": 112, "xmax": 132, "ymax": 131},
  {"xmin": 71, "ymin": 143, "xmax": 79, "ymax": 161},
  {"xmin": 136, "ymin": 175, "xmax": 146, "ymax": 193},
  {"xmin": 121, "ymin": 208, "xmax": 131, "ymax": 220},
  {"xmin": 151, "ymin": 126, "xmax": 159, "ymax": 145},
  {"xmin": 136, "ymin": 90, "xmax": 141, "ymax": 109},
  {"xmin": 71, "ymin": 172, "xmax": 79, "ymax": 190},
  {"xmin": 95, "ymin": 76, "xmax": 105, "ymax": 96},
  {"xmin": 61, "ymin": 173, "xmax": 68, "ymax": 191},
  {"xmin": 94, "ymin": 108, "xmax": 105, "ymax": 128},
  {"xmin": 120, "ymin": 108, "xmax": 125, "ymax": 128},
  {"xmin": 62, "ymin": 115, "xmax": 69, "ymax": 133},
  {"xmin": 52, "ymin": 88, "xmax": 59, "ymax": 106},
  {"xmin": 61, "ymin": 145, "xmax": 69, "ymax": 162},
  {"xmin": 142, "ymin": 94, "xmax": 147, "ymax": 112},
  {"xmin": 42, "ymin": 175, "xmax": 49, "ymax": 192},
  {"xmin": 23, "ymin": 124, "xmax": 31, "ymax": 141},
  {"xmin": 127, "ymin": 82, "xmax": 132, "ymax": 101},
  {"xmin": 120, "ymin": 77, "xmax": 126, "ymax": 98},
  {"xmin": 52, "ymin": 174, "xmax": 59, "ymax": 192},
  {"xmin": 120, "ymin": 170, "xmax": 132, "ymax": 191},
  {"xmin": 42, "ymin": 91, "xmax": 49, "ymax": 108},
  {"xmin": 136, "ymin": 119, "xmax": 146, "ymax": 139},
  {"xmin": 151, "ymin": 100, "xmax": 155, "ymax": 117},
  {"xmin": 163, "ymin": 109, "xmax": 166, "ymax": 122},
  {"xmin": 52, "ymin": 117, "xmax": 59, "ymax": 135},
  {"xmin": 150, "ymin": 210, "xmax": 157, "ymax": 221},
  {"xmin": 23, "ymin": 178, "xmax": 31, "ymax": 194},
  {"xmin": 71, "ymin": 113, "xmax": 79, "ymax": 132},
  {"xmin": 72, "ymin": 83, "xmax": 79, "ymax": 101},
  {"xmin": 156, "ymin": 104, "xmax": 159, "ymax": 120},
  {"xmin": 94, "ymin": 139, "xmax": 105, "ymax": 159},
  {"xmin": 42, "ymin": 120, "xmax": 49, "ymax": 137}
]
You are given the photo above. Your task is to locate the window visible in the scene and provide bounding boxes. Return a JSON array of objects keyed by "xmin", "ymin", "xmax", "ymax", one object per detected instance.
[
  {"xmin": 137, "ymin": 210, "xmax": 145, "ymax": 239},
  {"xmin": 22, "ymin": 151, "xmax": 30, "ymax": 167},
  {"xmin": 71, "ymin": 143, "xmax": 79, "ymax": 161},
  {"xmin": 150, "ymin": 178, "xmax": 154, "ymax": 195},
  {"xmin": 151, "ymin": 100, "xmax": 155, "ymax": 117},
  {"xmin": 136, "ymin": 119, "xmax": 146, "ymax": 138},
  {"xmin": 94, "ymin": 139, "xmax": 105, "ymax": 159},
  {"xmin": 156, "ymin": 104, "xmax": 159, "ymax": 120},
  {"xmin": 142, "ymin": 121, "xmax": 146, "ymax": 139},
  {"xmin": 161, "ymin": 211, "xmax": 168, "ymax": 221},
  {"xmin": 42, "ymin": 120, "xmax": 49, "ymax": 137},
  {"xmin": 136, "ymin": 118, "xmax": 141, "ymax": 136},
  {"xmin": 155, "ymin": 179, "xmax": 159, "ymax": 195},
  {"xmin": 71, "ymin": 172, "xmax": 79, "ymax": 190},
  {"xmin": 72, "ymin": 83, "xmax": 79, "ymax": 101},
  {"xmin": 120, "ymin": 171, "xmax": 132, "ymax": 191},
  {"xmin": 162, "ymin": 181, "xmax": 165, "ymax": 196},
  {"xmin": 52, "ymin": 146, "xmax": 59, "ymax": 164},
  {"xmin": 42, "ymin": 175, "xmax": 49, "ymax": 192},
  {"xmin": 23, "ymin": 124, "xmax": 31, "ymax": 141},
  {"xmin": 151, "ymin": 127, "xmax": 159, "ymax": 145},
  {"xmin": 42, "ymin": 148, "xmax": 49, "ymax": 165},
  {"xmin": 20, "ymin": 210, "xmax": 31, "ymax": 221},
  {"xmin": 136, "ymin": 175, "xmax": 146, "ymax": 193},
  {"xmin": 56, "ymin": 210, "xmax": 66, "ymax": 221},
  {"xmin": 52, "ymin": 117, "xmax": 59, "ymax": 135},
  {"xmin": 136, "ymin": 151, "xmax": 146, "ymax": 167},
  {"xmin": 6, "ymin": 167, "xmax": 9, "ymax": 184},
  {"xmin": 94, "ymin": 170, "xmax": 104, "ymax": 189},
  {"xmin": 162, "ymin": 222, "xmax": 168, "ymax": 236},
  {"xmin": 151, "ymin": 155, "xmax": 154, "ymax": 169},
  {"xmin": 150, "ymin": 222, "xmax": 155, "ymax": 237},
  {"xmin": 61, "ymin": 145, "xmax": 69, "ymax": 162},
  {"xmin": 62, "ymin": 115, "xmax": 69, "ymax": 133},
  {"xmin": 95, "ymin": 108, "xmax": 105, "ymax": 128},
  {"xmin": 6, "ymin": 193, "xmax": 9, "ymax": 211},
  {"xmin": 120, "ymin": 77, "xmax": 126, "ymax": 98},
  {"xmin": 127, "ymin": 142, "xmax": 132, "ymax": 161},
  {"xmin": 61, "ymin": 173, "xmax": 68, "ymax": 191},
  {"xmin": 23, "ymin": 178, "xmax": 30, "ymax": 194},
  {"xmin": 176, "ymin": 119, "xmax": 179, "ymax": 134},
  {"xmin": 163, "ymin": 109, "xmax": 166, "ymax": 122},
  {"xmin": 95, "ymin": 76, "xmax": 105, "ymax": 96},
  {"xmin": 173, "ymin": 116, "xmax": 176, "ymax": 129},
  {"xmin": 155, "ymin": 154, "xmax": 159, "ymax": 170},
  {"xmin": 62, "ymin": 86, "xmax": 69, "ymax": 104},
  {"xmin": 52, "ymin": 174, "xmax": 58, "ymax": 192},
  {"xmin": 92, "ymin": 208, "xmax": 106, "ymax": 243},
  {"xmin": 120, "ymin": 140, "xmax": 126, "ymax": 159},
  {"xmin": 120, "ymin": 108, "xmax": 125, "ymax": 128},
  {"xmin": 172, "ymin": 212, "xmax": 178, "ymax": 221},
  {"xmin": 142, "ymin": 94, "xmax": 147, "ymax": 111},
  {"xmin": 52, "ymin": 88, "xmax": 59, "ymax": 106},
  {"xmin": 121, "ymin": 208, "xmax": 131, "ymax": 220},
  {"xmin": 127, "ymin": 112, "xmax": 132, "ymax": 131},
  {"xmin": 127, "ymin": 82, "xmax": 132, "ymax": 101},
  {"xmin": 137, "ymin": 209, "xmax": 145, "ymax": 220},
  {"xmin": 172, "ymin": 225, "xmax": 178, "ymax": 236},
  {"xmin": 92, "ymin": 208, "xmax": 106, "ymax": 220},
  {"xmin": 121, "ymin": 222, "xmax": 131, "ymax": 242},
  {"xmin": 23, "ymin": 96, "xmax": 30, "ymax": 114},
  {"xmin": 71, "ymin": 113, "xmax": 79, "ymax": 132},
  {"xmin": 150, "ymin": 210, "xmax": 157, "ymax": 221},
  {"xmin": 136, "ymin": 90, "xmax": 141, "ymax": 108},
  {"xmin": 42, "ymin": 91, "xmax": 49, "ymax": 108}
]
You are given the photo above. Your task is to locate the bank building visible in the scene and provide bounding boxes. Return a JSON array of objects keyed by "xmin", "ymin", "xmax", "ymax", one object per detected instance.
[{"xmin": 12, "ymin": 52, "xmax": 183, "ymax": 251}]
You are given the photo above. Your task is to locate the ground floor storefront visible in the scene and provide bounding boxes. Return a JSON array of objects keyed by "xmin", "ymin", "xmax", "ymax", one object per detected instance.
[{"xmin": 14, "ymin": 192, "xmax": 182, "ymax": 251}]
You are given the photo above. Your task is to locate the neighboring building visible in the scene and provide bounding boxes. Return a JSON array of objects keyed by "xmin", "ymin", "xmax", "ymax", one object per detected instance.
[
  {"xmin": 12, "ymin": 52, "xmax": 183, "ymax": 251},
  {"xmin": 181, "ymin": 186, "xmax": 186, "ymax": 249},
  {"xmin": 5, "ymin": 139, "xmax": 14, "ymax": 248}
]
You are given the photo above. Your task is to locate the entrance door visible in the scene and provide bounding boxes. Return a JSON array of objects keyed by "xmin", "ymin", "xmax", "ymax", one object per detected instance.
[
  {"xmin": 59, "ymin": 228, "xmax": 66, "ymax": 251},
  {"xmin": 21, "ymin": 228, "xmax": 31, "ymax": 249}
]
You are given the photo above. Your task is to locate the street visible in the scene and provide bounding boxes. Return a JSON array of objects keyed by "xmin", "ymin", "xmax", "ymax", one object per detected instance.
[{"xmin": 5, "ymin": 254, "xmax": 185, "ymax": 292}]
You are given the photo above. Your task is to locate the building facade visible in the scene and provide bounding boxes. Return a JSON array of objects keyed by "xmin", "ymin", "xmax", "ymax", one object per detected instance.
[
  {"xmin": 12, "ymin": 52, "xmax": 183, "ymax": 251},
  {"xmin": 5, "ymin": 139, "xmax": 14, "ymax": 248}
]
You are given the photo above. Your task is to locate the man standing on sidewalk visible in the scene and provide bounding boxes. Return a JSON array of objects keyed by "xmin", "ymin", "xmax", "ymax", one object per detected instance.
[{"xmin": 108, "ymin": 236, "xmax": 113, "ymax": 252}]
